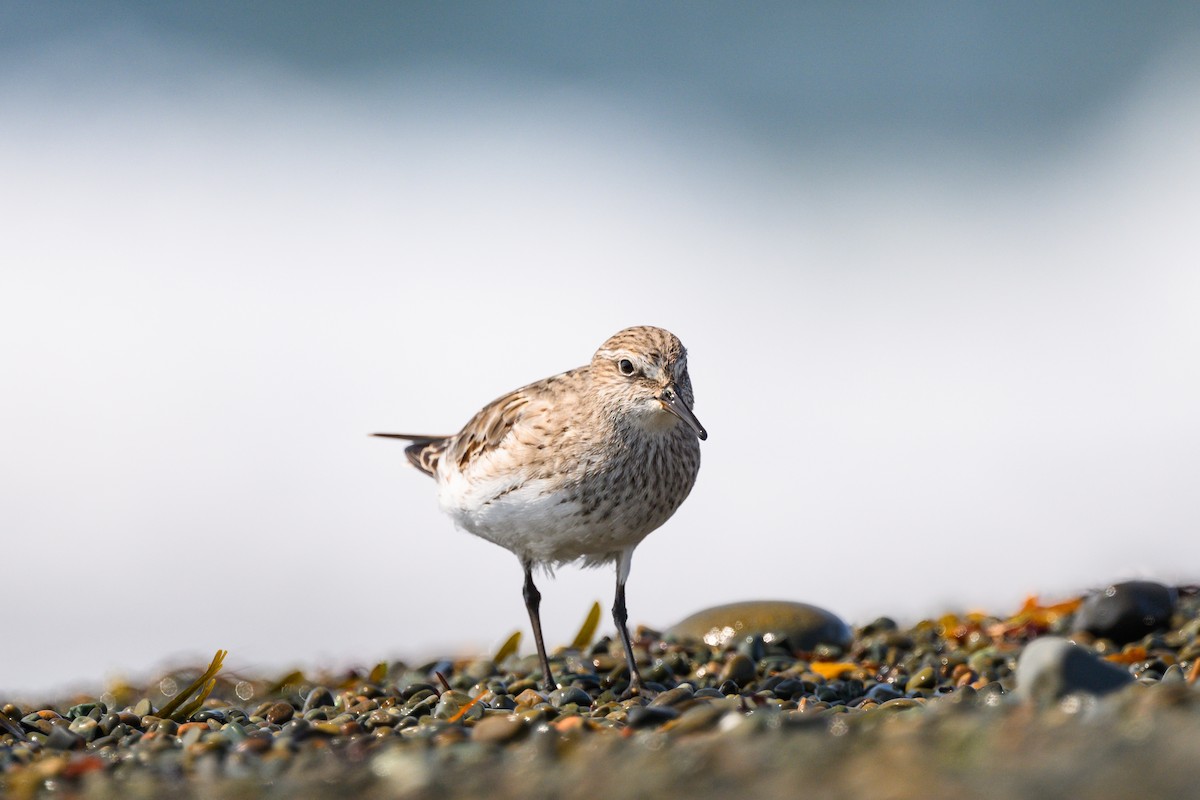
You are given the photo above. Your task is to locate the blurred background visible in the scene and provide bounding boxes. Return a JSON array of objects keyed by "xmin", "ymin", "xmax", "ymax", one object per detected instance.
[{"xmin": 3, "ymin": 2, "xmax": 1199, "ymax": 696}]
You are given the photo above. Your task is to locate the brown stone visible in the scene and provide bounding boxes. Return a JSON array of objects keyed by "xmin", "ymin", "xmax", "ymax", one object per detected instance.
[
  {"xmin": 264, "ymin": 702, "xmax": 294, "ymax": 725},
  {"xmin": 471, "ymin": 714, "xmax": 526, "ymax": 744}
]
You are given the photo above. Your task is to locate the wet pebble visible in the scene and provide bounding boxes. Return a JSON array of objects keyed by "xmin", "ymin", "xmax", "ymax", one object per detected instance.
[
  {"xmin": 549, "ymin": 686, "xmax": 592, "ymax": 708},
  {"xmin": 667, "ymin": 600, "xmax": 853, "ymax": 652},
  {"xmin": 878, "ymin": 698, "xmax": 923, "ymax": 712},
  {"xmin": 279, "ymin": 719, "xmax": 311, "ymax": 740},
  {"xmin": 1160, "ymin": 664, "xmax": 1186, "ymax": 684},
  {"xmin": 148, "ymin": 718, "xmax": 178, "ymax": 736},
  {"xmin": 719, "ymin": 654, "xmax": 757, "ymax": 687},
  {"xmin": 649, "ymin": 685, "xmax": 695, "ymax": 707},
  {"xmin": 471, "ymin": 714, "xmax": 527, "ymax": 744},
  {"xmin": 434, "ymin": 691, "xmax": 477, "ymax": 720},
  {"xmin": 45, "ymin": 724, "xmax": 85, "ymax": 751},
  {"xmin": 667, "ymin": 704, "xmax": 724, "ymax": 734},
  {"xmin": 906, "ymin": 666, "xmax": 936, "ymax": 693},
  {"xmin": 66, "ymin": 702, "xmax": 104, "ymax": 720},
  {"xmin": 514, "ymin": 689, "xmax": 547, "ymax": 708},
  {"xmin": 98, "ymin": 712, "xmax": 121, "ymax": 736},
  {"xmin": 265, "ymin": 702, "xmax": 295, "ymax": 725},
  {"xmin": 5, "ymin": 584, "xmax": 1198, "ymax": 795},
  {"xmin": 178, "ymin": 723, "xmax": 207, "ymax": 746},
  {"xmin": 1075, "ymin": 581, "xmax": 1178, "ymax": 645},
  {"xmin": 865, "ymin": 684, "xmax": 904, "ymax": 704},
  {"xmin": 626, "ymin": 705, "xmax": 681, "ymax": 729},
  {"xmin": 1014, "ymin": 636, "xmax": 1134, "ymax": 705},
  {"xmin": 303, "ymin": 687, "xmax": 335, "ymax": 713},
  {"xmin": 67, "ymin": 717, "xmax": 98, "ymax": 741}
]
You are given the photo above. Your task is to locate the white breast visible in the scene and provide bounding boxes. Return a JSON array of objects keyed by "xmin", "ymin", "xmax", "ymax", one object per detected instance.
[{"xmin": 436, "ymin": 467, "xmax": 648, "ymax": 568}]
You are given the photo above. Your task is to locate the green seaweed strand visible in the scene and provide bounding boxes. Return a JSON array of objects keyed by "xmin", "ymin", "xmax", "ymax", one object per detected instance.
[{"xmin": 157, "ymin": 649, "xmax": 227, "ymax": 721}]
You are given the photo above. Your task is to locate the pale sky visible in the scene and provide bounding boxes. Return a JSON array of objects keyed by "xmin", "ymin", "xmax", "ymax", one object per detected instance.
[{"xmin": 2, "ymin": 7, "xmax": 1199, "ymax": 696}]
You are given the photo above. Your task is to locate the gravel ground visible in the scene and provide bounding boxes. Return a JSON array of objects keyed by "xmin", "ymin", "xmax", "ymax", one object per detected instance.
[{"xmin": 3, "ymin": 582, "xmax": 1198, "ymax": 799}]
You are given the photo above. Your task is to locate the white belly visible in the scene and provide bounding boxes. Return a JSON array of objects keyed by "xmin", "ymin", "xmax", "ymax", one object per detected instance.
[{"xmin": 436, "ymin": 471, "xmax": 648, "ymax": 567}]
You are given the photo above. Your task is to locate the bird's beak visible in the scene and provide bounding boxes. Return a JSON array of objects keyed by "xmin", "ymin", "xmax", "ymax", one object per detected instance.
[{"xmin": 660, "ymin": 386, "xmax": 707, "ymax": 440}]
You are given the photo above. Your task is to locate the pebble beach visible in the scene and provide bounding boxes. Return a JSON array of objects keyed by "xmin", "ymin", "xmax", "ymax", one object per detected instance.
[{"xmin": 3, "ymin": 581, "xmax": 1199, "ymax": 799}]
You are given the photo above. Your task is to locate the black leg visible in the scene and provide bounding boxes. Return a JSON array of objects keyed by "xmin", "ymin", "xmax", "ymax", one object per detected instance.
[
  {"xmin": 613, "ymin": 577, "xmax": 644, "ymax": 694},
  {"xmin": 523, "ymin": 562, "xmax": 557, "ymax": 693}
]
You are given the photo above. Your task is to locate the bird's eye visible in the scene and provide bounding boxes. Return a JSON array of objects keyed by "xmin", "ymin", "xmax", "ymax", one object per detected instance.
[{"xmin": 617, "ymin": 358, "xmax": 636, "ymax": 376}]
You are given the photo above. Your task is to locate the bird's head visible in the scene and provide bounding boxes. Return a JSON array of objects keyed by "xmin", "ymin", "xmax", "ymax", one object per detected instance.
[{"xmin": 591, "ymin": 326, "xmax": 707, "ymax": 441}]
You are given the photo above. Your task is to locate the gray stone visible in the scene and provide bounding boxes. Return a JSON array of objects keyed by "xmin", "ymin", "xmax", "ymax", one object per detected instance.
[
  {"xmin": 1160, "ymin": 664, "xmax": 1187, "ymax": 685},
  {"xmin": 45, "ymin": 723, "xmax": 84, "ymax": 750},
  {"xmin": 548, "ymin": 686, "xmax": 592, "ymax": 708},
  {"xmin": 1014, "ymin": 636, "xmax": 1134, "ymax": 705}
]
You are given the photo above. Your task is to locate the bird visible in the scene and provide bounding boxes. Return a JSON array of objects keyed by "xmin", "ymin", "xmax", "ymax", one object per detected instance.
[{"xmin": 374, "ymin": 325, "xmax": 706, "ymax": 695}]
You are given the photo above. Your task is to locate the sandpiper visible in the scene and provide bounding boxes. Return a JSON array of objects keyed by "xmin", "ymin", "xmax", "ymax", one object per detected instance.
[{"xmin": 375, "ymin": 325, "xmax": 706, "ymax": 694}]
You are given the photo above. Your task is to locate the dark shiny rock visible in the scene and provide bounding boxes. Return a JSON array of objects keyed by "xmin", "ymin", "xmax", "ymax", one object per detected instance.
[
  {"xmin": 860, "ymin": 617, "xmax": 899, "ymax": 635},
  {"xmin": 66, "ymin": 703, "xmax": 104, "ymax": 720},
  {"xmin": 648, "ymin": 685, "xmax": 694, "ymax": 707},
  {"xmin": 98, "ymin": 713, "xmax": 121, "ymax": 736},
  {"xmin": 489, "ymin": 695, "xmax": 517, "ymax": 711},
  {"xmin": 568, "ymin": 674, "xmax": 602, "ymax": 690},
  {"xmin": 1075, "ymin": 581, "xmax": 1178, "ymax": 645},
  {"xmin": 626, "ymin": 705, "xmax": 680, "ymax": 729},
  {"xmin": 866, "ymin": 684, "xmax": 904, "ymax": 704},
  {"xmin": 279, "ymin": 719, "xmax": 311, "ymax": 740},
  {"xmin": 549, "ymin": 687, "xmax": 592, "ymax": 708},
  {"xmin": 815, "ymin": 686, "xmax": 842, "ymax": 703},
  {"xmin": 719, "ymin": 654, "xmax": 757, "ymax": 688},
  {"xmin": 737, "ymin": 635, "xmax": 767, "ymax": 661},
  {"xmin": 45, "ymin": 724, "xmax": 84, "ymax": 751},
  {"xmin": 303, "ymin": 687, "xmax": 335, "ymax": 712},
  {"xmin": 401, "ymin": 683, "xmax": 437, "ymax": 700},
  {"xmin": 771, "ymin": 679, "xmax": 805, "ymax": 700}
]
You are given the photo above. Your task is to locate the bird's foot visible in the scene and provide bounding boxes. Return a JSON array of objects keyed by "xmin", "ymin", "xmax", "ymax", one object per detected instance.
[{"xmin": 618, "ymin": 677, "xmax": 656, "ymax": 701}]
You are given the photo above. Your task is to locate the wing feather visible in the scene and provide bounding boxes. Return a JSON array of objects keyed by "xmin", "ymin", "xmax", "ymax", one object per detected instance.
[
  {"xmin": 448, "ymin": 391, "xmax": 531, "ymax": 471},
  {"xmin": 374, "ymin": 366, "xmax": 583, "ymax": 480}
]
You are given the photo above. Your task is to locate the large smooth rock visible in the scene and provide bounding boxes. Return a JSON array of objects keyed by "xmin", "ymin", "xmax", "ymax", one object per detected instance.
[
  {"xmin": 666, "ymin": 600, "xmax": 852, "ymax": 652},
  {"xmin": 1074, "ymin": 581, "xmax": 1177, "ymax": 644},
  {"xmin": 1014, "ymin": 636, "xmax": 1134, "ymax": 705}
]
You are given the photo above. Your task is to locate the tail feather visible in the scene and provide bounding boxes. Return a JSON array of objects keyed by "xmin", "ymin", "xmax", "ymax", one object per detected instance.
[{"xmin": 371, "ymin": 432, "xmax": 449, "ymax": 478}]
